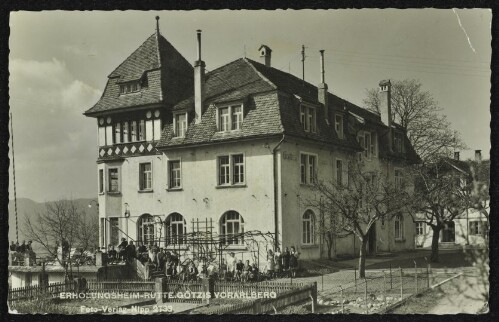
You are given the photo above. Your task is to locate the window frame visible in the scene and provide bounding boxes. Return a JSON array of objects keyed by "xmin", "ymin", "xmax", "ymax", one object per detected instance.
[
  {"xmin": 300, "ymin": 152, "xmax": 318, "ymax": 185},
  {"xmin": 139, "ymin": 162, "xmax": 153, "ymax": 191},
  {"xmin": 469, "ymin": 221, "xmax": 481, "ymax": 236},
  {"xmin": 98, "ymin": 169, "xmax": 104, "ymax": 194},
  {"xmin": 168, "ymin": 159, "xmax": 182, "ymax": 190},
  {"xmin": 299, "ymin": 104, "xmax": 317, "ymax": 133},
  {"xmin": 394, "ymin": 168, "xmax": 403, "ymax": 189},
  {"xmin": 220, "ymin": 211, "xmax": 245, "ymax": 245},
  {"xmin": 137, "ymin": 214, "xmax": 155, "ymax": 246},
  {"xmin": 217, "ymin": 153, "xmax": 246, "ymax": 186},
  {"xmin": 394, "ymin": 214, "xmax": 404, "ymax": 240},
  {"xmin": 415, "ymin": 222, "xmax": 425, "ymax": 236},
  {"xmin": 173, "ymin": 112, "xmax": 188, "ymax": 138},
  {"xmin": 335, "ymin": 158, "xmax": 343, "ymax": 186},
  {"xmin": 119, "ymin": 81, "xmax": 140, "ymax": 95},
  {"xmin": 216, "ymin": 103, "xmax": 244, "ymax": 132},
  {"xmin": 302, "ymin": 210, "xmax": 316, "ymax": 245},
  {"xmin": 335, "ymin": 114, "xmax": 344, "ymax": 139},
  {"xmin": 107, "ymin": 167, "xmax": 120, "ymax": 194},
  {"xmin": 165, "ymin": 213, "xmax": 186, "ymax": 245}
]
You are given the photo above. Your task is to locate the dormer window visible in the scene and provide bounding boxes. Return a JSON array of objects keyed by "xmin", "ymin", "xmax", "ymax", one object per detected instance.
[
  {"xmin": 393, "ymin": 132, "xmax": 404, "ymax": 153},
  {"xmin": 300, "ymin": 104, "xmax": 316, "ymax": 133},
  {"xmin": 217, "ymin": 104, "xmax": 244, "ymax": 132},
  {"xmin": 174, "ymin": 113, "xmax": 188, "ymax": 138},
  {"xmin": 119, "ymin": 81, "xmax": 140, "ymax": 94},
  {"xmin": 335, "ymin": 114, "xmax": 344, "ymax": 139}
]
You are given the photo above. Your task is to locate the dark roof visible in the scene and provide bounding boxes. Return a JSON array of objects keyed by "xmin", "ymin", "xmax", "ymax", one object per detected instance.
[{"xmin": 85, "ymin": 32, "xmax": 193, "ymax": 115}]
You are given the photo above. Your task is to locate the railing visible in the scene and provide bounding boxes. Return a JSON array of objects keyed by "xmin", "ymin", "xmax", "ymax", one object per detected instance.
[{"xmin": 214, "ymin": 280, "xmax": 303, "ymax": 294}]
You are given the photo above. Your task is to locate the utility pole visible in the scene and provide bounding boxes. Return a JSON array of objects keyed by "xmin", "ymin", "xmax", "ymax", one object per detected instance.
[
  {"xmin": 10, "ymin": 113, "xmax": 19, "ymax": 243},
  {"xmin": 301, "ymin": 45, "xmax": 306, "ymax": 83}
]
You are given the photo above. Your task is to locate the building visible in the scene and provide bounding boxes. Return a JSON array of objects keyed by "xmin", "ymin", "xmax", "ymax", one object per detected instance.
[
  {"xmin": 414, "ymin": 150, "xmax": 489, "ymax": 249},
  {"xmin": 84, "ymin": 18, "xmax": 420, "ymax": 263}
]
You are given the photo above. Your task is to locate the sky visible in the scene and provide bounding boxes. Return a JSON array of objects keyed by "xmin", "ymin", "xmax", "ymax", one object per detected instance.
[{"xmin": 8, "ymin": 9, "xmax": 491, "ymax": 203}]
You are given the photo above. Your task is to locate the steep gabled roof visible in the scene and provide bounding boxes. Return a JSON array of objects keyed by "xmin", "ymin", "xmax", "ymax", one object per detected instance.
[{"xmin": 85, "ymin": 32, "xmax": 193, "ymax": 115}]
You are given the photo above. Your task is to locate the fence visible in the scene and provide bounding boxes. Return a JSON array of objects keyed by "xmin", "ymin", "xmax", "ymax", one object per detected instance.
[
  {"xmin": 315, "ymin": 262, "xmax": 431, "ymax": 314},
  {"xmin": 200, "ymin": 282, "xmax": 317, "ymax": 314},
  {"xmin": 8, "ymin": 281, "xmax": 76, "ymax": 302}
]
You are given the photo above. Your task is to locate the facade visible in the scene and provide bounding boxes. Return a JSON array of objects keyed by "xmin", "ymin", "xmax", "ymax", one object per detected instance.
[
  {"xmin": 414, "ymin": 151, "xmax": 489, "ymax": 249},
  {"xmin": 84, "ymin": 20, "xmax": 420, "ymax": 263}
]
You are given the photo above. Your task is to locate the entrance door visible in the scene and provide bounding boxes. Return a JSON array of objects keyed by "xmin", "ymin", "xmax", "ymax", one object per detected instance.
[
  {"xmin": 442, "ymin": 221, "xmax": 455, "ymax": 242},
  {"xmin": 368, "ymin": 223, "xmax": 376, "ymax": 255}
]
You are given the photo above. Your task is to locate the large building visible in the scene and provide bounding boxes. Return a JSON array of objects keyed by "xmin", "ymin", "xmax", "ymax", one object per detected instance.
[{"xmin": 84, "ymin": 19, "xmax": 420, "ymax": 263}]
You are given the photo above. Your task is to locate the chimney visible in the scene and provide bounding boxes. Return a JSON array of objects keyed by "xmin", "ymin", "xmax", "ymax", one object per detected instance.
[
  {"xmin": 318, "ymin": 50, "xmax": 329, "ymax": 121},
  {"xmin": 475, "ymin": 150, "xmax": 482, "ymax": 162},
  {"xmin": 259, "ymin": 45, "xmax": 272, "ymax": 67},
  {"xmin": 194, "ymin": 30, "xmax": 206, "ymax": 124},
  {"xmin": 379, "ymin": 79, "xmax": 392, "ymax": 151},
  {"xmin": 454, "ymin": 151, "xmax": 460, "ymax": 160}
]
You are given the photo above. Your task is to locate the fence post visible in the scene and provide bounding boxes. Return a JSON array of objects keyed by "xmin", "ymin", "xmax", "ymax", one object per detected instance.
[
  {"xmin": 426, "ymin": 262, "xmax": 430, "ymax": 288},
  {"xmin": 399, "ymin": 268, "xmax": 403, "ymax": 301},
  {"xmin": 414, "ymin": 260, "xmax": 418, "ymax": 293},
  {"xmin": 389, "ymin": 263, "xmax": 392, "ymax": 290},
  {"xmin": 354, "ymin": 269, "xmax": 357, "ymax": 293},
  {"xmin": 321, "ymin": 273, "xmax": 324, "ymax": 292},
  {"xmin": 364, "ymin": 279, "xmax": 368, "ymax": 314},
  {"xmin": 382, "ymin": 271, "xmax": 386, "ymax": 305},
  {"xmin": 340, "ymin": 285, "xmax": 344, "ymax": 313},
  {"xmin": 312, "ymin": 281, "xmax": 318, "ymax": 310}
]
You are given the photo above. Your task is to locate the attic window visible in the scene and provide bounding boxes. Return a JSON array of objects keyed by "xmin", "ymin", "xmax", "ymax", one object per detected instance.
[
  {"xmin": 120, "ymin": 81, "xmax": 140, "ymax": 94},
  {"xmin": 300, "ymin": 104, "xmax": 316, "ymax": 133}
]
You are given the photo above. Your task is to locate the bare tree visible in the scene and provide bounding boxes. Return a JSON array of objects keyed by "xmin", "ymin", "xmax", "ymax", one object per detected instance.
[
  {"xmin": 407, "ymin": 161, "xmax": 469, "ymax": 263},
  {"xmin": 23, "ymin": 199, "xmax": 97, "ymax": 279},
  {"xmin": 307, "ymin": 159, "xmax": 410, "ymax": 278},
  {"xmin": 363, "ymin": 79, "xmax": 466, "ymax": 162}
]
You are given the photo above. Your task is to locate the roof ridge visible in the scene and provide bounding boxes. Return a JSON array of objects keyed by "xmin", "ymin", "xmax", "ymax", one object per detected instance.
[{"xmin": 242, "ymin": 58, "xmax": 277, "ymax": 90}]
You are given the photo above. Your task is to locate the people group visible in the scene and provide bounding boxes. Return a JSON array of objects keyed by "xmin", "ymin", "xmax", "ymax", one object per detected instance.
[
  {"xmin": 264, "ymin": 246, "xmax": 300, "ymax": 279},
  {"xmin": 9, "ymin": 240, "xmax": 34, "ymax": 265}
]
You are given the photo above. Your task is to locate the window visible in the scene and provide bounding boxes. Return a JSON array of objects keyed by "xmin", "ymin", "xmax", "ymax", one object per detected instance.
[
  {"xmin": 218, "ymin": 154, "xmax": 245, "ymax": 186},
  {"xmin": 469, "ymin": 221, "xmax": 481, "ymax": 236},
  {"xmin": 131, "ymin": 121, "xmax": 137, "ymax": 142},
  {"xmin": 394, "ymin": 169, "xmax": 403, "ymax": 189},
  {"xmin": 394, "ymin": 214, "xmax": 404, "ymax": 239},
  {"xmin": 336, "ymin": 159, "xmax": 343, "ymax": 186},
  {"xmin": 364, "ymin": 132, "xmax": 371, "ymax": 158},
  {"xmin": 138, "ymin": 214, "xmax": 155, "ymax": 246},
  {"xmin": 120, "ymin": 81, "xmax": 140, "ymax": 94},
  {"xmin": 138, "ymin": 120, "xmax": 145, "ymax": 141},
  {"xmin": 169, "ymin": 160, "xmax": 181, "ymax": 189},
  {"xmin": 98, "ymin": 127, "xmax": 106, "ymax": 146},
  {"xmin": 145, "ymin": 119, "xmax": 153, "ymax": 141},
  {"xmin": 108, "ymin": 168, "xmax": 119, "ymax": 193},
  {"xmin": 300, "ymin": 105, "xmax": 317, "ymax": 133},
  {"xmin": 153, "ymin": 119, "xmax": 162, "ymax": 141},
  {"xmin": 300, "ymin": 153, "xmax": 317, "ymax": 184},
  {"xmin": 394, "ymin": 132, "xmax": 404, "ymax": 153},
  {"xmin": 218, "ymin": 104, "xmax": 243, "ymax": 132},
  {"xmin": 115, "ymin": 123, "xmax": 121, "ymax": 144},
  {"xmin": 165, "ymin": 213, "xmax": 186, "ymax": 245},
  {"xmin": 232, "ymin": 105, "xmax": 243, "ymax": 130},
  {"xmin": 109, "ymin": 217, "xmax": 119, "ymax": 246},
  {"xmin": 233, "ymin": 154, "xmax": 244, "ymax": 184},
  {"xmin": 123, "ymin": 122, "xmax": 129, "ymax": 143},
  {"xmin": 105, "ymin": 126, "xmax": 113, "ymax": 146},
  {"xmin": 174, "ymin": 113, "xmax": 187, "ymax": 137},
  {"xmin": 357, "ymin": 134, "xmax": 365, "ymax": 160},
  {"xmin": 302, "ymin": 210, "xmax": 315, "ymax": 245},
  {"xmin": 335, "ymin": 114, "xmax": 344, "ymax": 139},
  {"xmin": 139, "ymin": 163, "xmax": 152, "ymax": 191},
  {"xmin": 415, "ymin": 222, "xmax": 425, "ymax": 236},
  {"xmin": 220, "ymin": 211, "xmax": 244, "ymax": 245},
  {"xmin": 98, "ymin": 169, "xmax": 104, "ymax": 194}
]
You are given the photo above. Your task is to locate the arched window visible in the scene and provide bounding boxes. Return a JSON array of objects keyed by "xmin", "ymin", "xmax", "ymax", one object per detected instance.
[
  {"xmin": 220, "ymin": 211, "xmax": 244, "ymax": 245},
  {"xmin": 165, "ymin": 213, "xmax": 186, "ymax": 245},
  {"xmin": 138, "ymin": 214, "xmax": 155, "ymax": 246},
  {"xmin": 394, "ymin": 214, "xmax": 404, "ymax": 240},
  {"xmin": 302, "ymin": 210, "xmax": 315, "ymax": 245}
]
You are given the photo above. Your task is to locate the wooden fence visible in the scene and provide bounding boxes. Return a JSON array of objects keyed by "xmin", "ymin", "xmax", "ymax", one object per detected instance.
[{"xmin": 8, "ymin": 281, "xmax": 76, "ymax": 302}]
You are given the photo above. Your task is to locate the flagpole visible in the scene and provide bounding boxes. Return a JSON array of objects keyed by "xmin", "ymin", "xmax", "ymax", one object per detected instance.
[{"xmin": 10, "ymin": 112, "xmax": 19, "ymax": 243}]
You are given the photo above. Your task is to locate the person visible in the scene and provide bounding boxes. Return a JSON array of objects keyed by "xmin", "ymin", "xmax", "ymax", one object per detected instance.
[
  {"xmin": 266, "ymin": 249, "xmax": 275, "ymax": 279},
  {"xmin": 157, "ymin": 249, "xmax": 166, "ymax": 272},
  {"xmin": 165, "ymin": 257, "xmax": 174, "ymax": 278},
  {"xmin": 242, "ymin": 260, "xmax": 252, "ymax": 282},
  {"xmin": 220, "ymin": 258, "xmax": 228, "ymax": 280},
  {"xmin": 227, "ymin": 252, "xmax": 237, "ymax": 280},
  {"xmin": 15, "ymin": 242, "xmax": 20, "ymax": 253},
  {"xmin": 249, "ymin": 263, "xmax": 259, "ymax": 282},
  {"xmin": 118, "ymin": 238, "xmax": 128, "ymax": 262},
  {"xmin": 26, "ymin": 241, "xmax": 33, "ymax": 252},
  {"xmin": 235, "ymin": 259, "xmax": 244, "ymax": 281},
  {"xmin": 188, "ymin": 261, "xmax": 198, "ymax": 281},
  {"xmin": 137, "ymin": 242, "xmax": 147, "ymax": 262},
  {"xmin": 19, "ymin": 240, "xmax": 26, "ymax": 253},
  {"xmin": 108, "ymin": 245, "xmax": 117, "ymax": 263},
  {"xmin": 126, "ymin": 241, "xmax": 136, "ymax": 261},
  {"xmin": 10, "ymin": 241, "xmax": 16, "ymax": 252},
  {"xmin": 289, "ymin": 246, "xmax": 299, "ymax": 278},
  {"xmin": 282, "ymin": 247, "xmax": 290, "ymax": 277},
  {"xmin": 274, "ymin": 247, "xmax": 282, "ymax": 278}
]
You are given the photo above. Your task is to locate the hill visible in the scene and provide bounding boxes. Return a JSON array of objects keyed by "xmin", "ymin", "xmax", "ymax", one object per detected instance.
[{"xmin": 8, "ymin": 197, "xmax": 99, "ymax": 254}]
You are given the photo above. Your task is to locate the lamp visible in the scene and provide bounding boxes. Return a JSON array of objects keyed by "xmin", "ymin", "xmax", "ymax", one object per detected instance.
[{"xmin": 124, "ymin": 203, "xmax": 130, "ymax": 218}]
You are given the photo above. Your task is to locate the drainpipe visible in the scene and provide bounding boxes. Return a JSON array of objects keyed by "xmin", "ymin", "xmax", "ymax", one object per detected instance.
[{"xmin": 272, "ymin": 135, "xmax": 286, "ymax": 250}]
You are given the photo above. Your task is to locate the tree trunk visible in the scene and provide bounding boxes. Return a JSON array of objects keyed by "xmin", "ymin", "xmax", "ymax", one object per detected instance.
[
  {"xmin": 430, "ymin": 225, "xmax": 441, "ymax": 263},
  {"xmin": 358, "ymin": 237, "xmax": 368, "ymax": 278}
]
